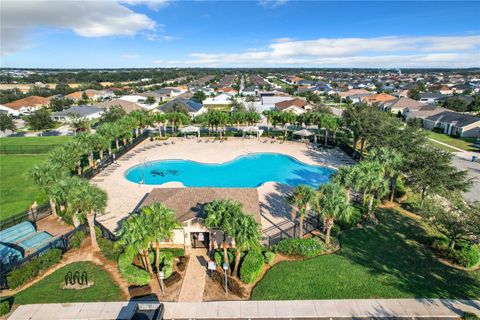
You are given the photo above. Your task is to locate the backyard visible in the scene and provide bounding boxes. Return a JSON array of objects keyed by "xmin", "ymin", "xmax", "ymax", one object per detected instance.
[
  {"xmin": 252, "ymin": 209, "xmax": 480, "ymax": 300},
  {"xmin": 427, "ymin": 131, "xmax": 478, "ymax": 152},
  {"xmin": 11, "ymin": 262, "xmax": 123, "ymax": 305},
  {"xmin": 0, "ymin": 136, "xmax": 73, "ymax": 221}
]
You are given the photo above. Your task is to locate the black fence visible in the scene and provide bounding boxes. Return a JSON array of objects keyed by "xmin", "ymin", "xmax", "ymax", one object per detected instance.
[
  {"xmin": 338, "ymin": 142, "xmax": 360, "ymax": 161},
  {"xmin": 0, "ymin": 203, "xmax": 52, "ymax": 231},
  {"xmin": 94, "ymin": 220, "xmax": 118, "ymax": 241},
  {"xmin": 81, "ymin": 131, "xmax": 150, "ymax": 179},
  {"xmin": 0, "ymin": 144, "xmax": 61, "ymax": 155},
  {"xmin": 262, "ymin": 214, "xmax": 322, "ymax": 247}
]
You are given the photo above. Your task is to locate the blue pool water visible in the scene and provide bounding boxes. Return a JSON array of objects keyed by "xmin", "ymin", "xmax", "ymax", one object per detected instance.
[{"xmin": 125, "ymin": 153, "xmax": 334, "ymax": 188}]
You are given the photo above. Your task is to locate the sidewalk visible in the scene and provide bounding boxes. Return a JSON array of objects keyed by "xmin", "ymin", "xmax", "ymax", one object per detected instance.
[
  {"xmin": 177, "ymin": 249, "xmax": 207, "ymax": 302},
  {"xmin": 8, "ymin": 299, "xmax": 480, "ymax": 319}
]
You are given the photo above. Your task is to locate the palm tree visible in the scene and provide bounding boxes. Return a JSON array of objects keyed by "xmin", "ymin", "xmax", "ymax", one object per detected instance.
[
  {"xmin": 367, "ymin": 147, "xmax": 404, "ymax": 202},
  {"xmin": 232, "ymin": 214, "xmax": 260, "ymax": 277},
  {"xmin": 316, "ymin": 182, "xmax": 352, "ymax": 245},
  {"xmin": 28, "ymin": 162, "xmax": 68, "ymax": 218},
  {"xmin": 96, "ymin": 123, "xmax": 116, "ymax": 156},
  {"xmin": 331, "ymin": 165, "xmax": 355, "ymax": 199},
  {"xmin": 351, "ymin": 160, "xmax": 389, "ymax": 221},
  {"xmin": 68, "ymin": 180, "xmax": 107, "ymax": 250},
  {"xmin": 287, "ymin": 185, "xmax": 316, "ymax": 238},
  {"xmin": 63, "ymin": 139, "xmax": 87, "ymax": 175},
  {"xmin": 76, "ymin": 132, "xmax": 97, "ymax": 169},
  {"xmin": 141, "ymin": 203, "xmax": 180, "ymax": 273},
  {"xmin": 117, "ymin": 213, "xmax": 154, "ymax": 276},
  {"xmin": 151, "ymin": 113, "xmax": 166, "ymax": 137},
  {"xmin": 204, "ymin": 199, "xmax": 242, "ymax": 269},
  {"xmin": 50, "ymin": 175, "xmax": 84, "ymax": 220}
]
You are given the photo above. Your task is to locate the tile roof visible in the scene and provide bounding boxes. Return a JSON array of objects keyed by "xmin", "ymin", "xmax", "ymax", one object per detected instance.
[
  {"xmin": 275, "ymin": 98, "xmax": 308, "ymax": 110},
  {"xmin": 140, "ymin": 187, "xmax": 261, "ymax": 223},
  {"xmin": 4, "ymin": 96, "xmax": 51, "ymax": 109}
]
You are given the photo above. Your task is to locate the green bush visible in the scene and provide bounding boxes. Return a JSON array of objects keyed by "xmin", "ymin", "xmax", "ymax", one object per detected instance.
[
  {"xmin": 431, "ymin": 239, "xmax": 480, "ymax": 268},
  {"xmin": 330, "ymin": 224, "xmax": 342, "ymax": 237},
  {"xmin": 264, "ymin": 252, "xmax": 276, "ymax": 265},
  {"xmin": 277, "ymin": 238, "xmax": 325, "ymax": 257},
  {"xmin": 395, "ymin": 178, "xmax": 407, "ymax": 198},
  {"xmin": 98, "ymin": 237, "xmax": 122, "ymax": 261},
  {"xmin": 240, "ymin": 251, "xmax": 264, "ymax": 284},
  {"xmin": 0, "ymin": 301, "xmax": 11, "ymax": 316},
  {"xmin": 337, "ymin": 206, "xmax": 361, "ymax": 230},
  {"xmin": 118, "ymin": 248, "xmax": 150, "ymax": 286},
  {"xmin": 463, "ymin": 312, "xmax": 480, "ymax": 320},
  {"xmin": 70, "ymin": 230, "xmax": 87, "ymax": 248},
  {"xmin": 214, "ymin": 251, "xmax": 222, "ymax": 266},
  {"xmin": 161, "ymin": 248, "xmax": 185, "ymax": 257},
  {"xmin": 7, "ymin": 249, "xmax": 62, "ymax": 289}
]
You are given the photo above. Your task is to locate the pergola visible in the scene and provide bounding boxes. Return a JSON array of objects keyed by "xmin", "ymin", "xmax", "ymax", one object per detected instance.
[
  {"xmin": 242, "ymin": 126, "xmax": 261, "ymax": 139},
  {"xmin": 293, "ymin": 129, "xmax": 313, "ymax": 141},
  {"xmin": 179, "ymin": 125, "xmax": 200, "ymax": 139}
]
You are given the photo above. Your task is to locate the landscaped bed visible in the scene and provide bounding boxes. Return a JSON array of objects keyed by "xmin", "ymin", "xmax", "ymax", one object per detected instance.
[
  {"xmin": 11, "ymin": 261, "xmax": 123, "ymax": 305},
  {"xmin": 252, "ymin": 209, "xmax": 480, "ymax": 300}
]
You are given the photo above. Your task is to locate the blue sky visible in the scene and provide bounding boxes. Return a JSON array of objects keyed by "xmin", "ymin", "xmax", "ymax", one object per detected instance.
[{"xmin": 1, "ymin": 0, "xmax": 479, "ymax": 68}]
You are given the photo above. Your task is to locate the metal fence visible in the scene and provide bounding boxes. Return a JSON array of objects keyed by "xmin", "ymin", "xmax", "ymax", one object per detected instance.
[
  {"xmin": 0, "ymin": 203, "xmax": 52, "ymax": 231},
  {"xmin": 0, "ymin": 144, "xmax": 63, "ymax": 155},
  {"xmin": 261, "ymin": 214, "xmax": 322, "ymax": 247}
]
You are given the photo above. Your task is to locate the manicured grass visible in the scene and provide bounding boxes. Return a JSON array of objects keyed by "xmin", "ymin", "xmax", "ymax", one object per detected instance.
[
  {"xmin": 252, "ymin": 210, "xmax": 480, "ymax": 300},
  {"xmin": 13, "ymin": 262, "xmax": 123, "ymax": 305},
  {"xmin": 427, "ymin": 131, "xmax": 478, "ymax": 152},
  {"xmin": 0, "ymin": 136, "xmax": 73, "ymax": 147},
  {"xmin": 0, "ymin": 155, "xmax": 48, "ymax": 221}
]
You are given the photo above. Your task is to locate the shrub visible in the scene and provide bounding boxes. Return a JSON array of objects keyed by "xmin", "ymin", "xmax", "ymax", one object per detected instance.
[
  {"xmin": 277, "ymin": 238, "xmax": 324, "ymax": 257},
  {"xmin": 0, "ymin": 301, "xmax": 11, "ymax": 316},
  {"xmin": 214, "ymin": 251, "xmax": 222, "ymax": 266},
  {"xmin": 7, "ymin": 249, "xmax": 62, "ymax": 289},
  {"xmin": 337, "ymin": 206, "xmax": 361, "ymax": 230},
  {"xmin": 161, "ymin": 248, "xmax": 185, "ymax": 257},
  {"xmin": 240, "ymin": 251, "xmax": 264, "ymax": 284},
  {"xmin": 463, "ymin": 312, "xmax": 480, "ymax": 320},
  {"xmin": 164, "ymin": 272, "xmax": 182, "ymax": 287},
  {"xmin": 70, "ymin": 230, "xmax": 87, "ymax": 248},
  {"xmin": 431, "ymin": 239, "xmax": 480, "ymax": 268},
  {"xmin": 330, "ymin": 224, "xmax": 342, "ymax": 237},
  {"xmin": 264, "ymin": 252, "xmax": 276, "ymax": 265},
  {"xmin": 98, "ymin": 237, "xmax": 122, "ymax": 261},
  {"xmin": 118, "ymin": 248, "xmax": 150, "ymax": 286}
]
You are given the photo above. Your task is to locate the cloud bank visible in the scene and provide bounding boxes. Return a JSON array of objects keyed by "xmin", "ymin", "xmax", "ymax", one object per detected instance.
[
  {"xmin": 162, "ymin": 35, "xmax": 480, "ymax": 68},
  {"xmin": 1, "ymin": 0, "xmax": 158, "ymax": 55}
]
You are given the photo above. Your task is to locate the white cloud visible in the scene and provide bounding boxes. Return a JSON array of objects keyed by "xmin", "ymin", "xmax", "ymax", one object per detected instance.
[
  {"xmin": 122, "ymin": 54, "xmax": 141, "ymax": 59},
  {"xmin": 1, "ymin": 0, "xmax": 157, "ymax": 55},
  {"xmin": 258, "ymin": 0, "xmax": 289, "ymax": 8},
  {"xmin": 120, "ymin": 0, "xmax": 170, "ymax": 10},
  {"xmin": 171, "ymin": 35, "xmax": 480, "ymax": 68}
]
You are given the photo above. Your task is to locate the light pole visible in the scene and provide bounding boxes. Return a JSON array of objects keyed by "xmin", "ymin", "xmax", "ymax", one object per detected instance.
[{"xmin": 158, "ymin": 271, "xmax": 165, "ymax": 294}]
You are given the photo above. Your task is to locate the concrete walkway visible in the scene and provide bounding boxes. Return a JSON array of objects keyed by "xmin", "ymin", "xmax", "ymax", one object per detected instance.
[
  {"xmin": 177, "ymin": 249, "xmax": 207, "ymax": 302},
  {"xmin": 8, "ymin": 299, "xmax": 480, "ymax": 319}
]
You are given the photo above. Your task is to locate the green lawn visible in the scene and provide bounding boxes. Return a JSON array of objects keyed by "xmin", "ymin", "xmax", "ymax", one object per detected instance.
[
  {"xmin": 0, "ymin": 155, "xmax": 48, "ymax": 221},
  {"xmin": 0, "ymin": 136, "xmax": 73, "ymax": 146},
  {"xmin": 271, "ymin": 78, "xmax": 288, "ymax": 88},
  {"xmin": 13, "ymin": 262, "xmax": 123, "ymax": 305},
  {"xmin": 427, "ymin": 131, "xmax": 478, "ymax": 152},
  {"xmin": 252, "ymin": 210, "xmax": 480, "ymax": 300}
]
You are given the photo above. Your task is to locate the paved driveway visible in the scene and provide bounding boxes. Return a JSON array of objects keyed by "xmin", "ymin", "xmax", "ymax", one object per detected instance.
[{"xmin": 453, "ymin": 151, "xmax": 480, "ymax": 202}]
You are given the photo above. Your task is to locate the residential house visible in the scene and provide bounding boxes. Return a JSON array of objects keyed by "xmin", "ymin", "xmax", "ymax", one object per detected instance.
[
  {"xmin": 156, "ymin": 87, "xmax": 185, "ymax": 98},
  {"xmin": 274, "ymin": 98, "xmax": 312, "ymax": 115},
  {"xmin": 65, "ymin": 89, "xmax": 114, "ymax": 101},
  {"xmin": 423, "ymin": 111, "xmax": 480, "ymax": 138},
  {"xmin": 404, "ymin": 105, "xmax": 449, "ymax": 121},
  {"xmin": 53, "ymin": 105, "xmax": 103, "ymax": 122},
  {"xmin": 217, "ymin": 87, "xmax": 238, "ymax": 95},
  {"xmin": 139, "ymin": 187, "xmax": 261, "ymax": 250},
  {"xmin": 242, "ymin": 85, "xmax": 259, "ymax": 96},
  {"xmin": 158, "ymin": 98, "xmax": 207, "ymax": 118},
  {"xmin": 419, "ymin": 92, "xmax": 448, "ymax": 104},
  {"xmin": 94, "ymin": 98, "xmax": 147, "ymax": 114},
  {"xmin": 118, "ymin": 95, "xmax": 158, "ymax": 111},
  {"xmin": 380, "ymin": 97, "xmax": 424, "ymax": 114},
  {"xmin": 338, "ymin": 89, "xmax": 370, "ymax": 99},
  {"xmin": 4, "ymin": 96, "xmax": 51, "ymax": 115},
  {"xmin": 203, "ymin": 93, "xmax": 233, "ymax": 111},
  {"xmin": 361, "ymin": 93, "xmax": 397, "ymax": 106},
  {"xmin": 0, "ymin": 104, "xmax": 20, "ymax": 117}
]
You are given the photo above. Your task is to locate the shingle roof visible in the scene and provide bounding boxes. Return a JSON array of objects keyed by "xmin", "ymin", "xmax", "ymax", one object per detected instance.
[
  {"xmin": 140, "ymin": 187, "xmax": 261, "ymax": 223},
  {"xmin": 425, "ymin": 111, "xmax": 480, "ymax": 128},
  {"xmin": 158, "ymin": 98, "xmax": 204, "ymax": 113},
  {"xmin": 54, "ymin": 105, "xmax": 103, "ymax": 117}
]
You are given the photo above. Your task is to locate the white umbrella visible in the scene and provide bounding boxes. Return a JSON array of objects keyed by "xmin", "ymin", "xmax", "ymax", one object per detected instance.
[{"xmin": 293, "ymin": 129, "xmax": 313, "ymax": 137}]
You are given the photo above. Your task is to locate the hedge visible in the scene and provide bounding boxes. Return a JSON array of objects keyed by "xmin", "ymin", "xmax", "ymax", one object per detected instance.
[
  {"xmin": 161, "ymin": 248, "xmax": 185, "ymax": 257},
  {"xmin": 264, "ymin": 252, "xmax": 276, "ymax": 265},
  {"xmin": 118, "ymin": 248, "xmax": 150, "ymax": 286},
  {"xmin": 276, "ymin": 238, "xmax": 324, "ymax": 257},
  {"xmin": 431, "ymin": 238, "xmax": 480, "ymax": 268},
  {"xmin": 0, "ymin": 301, "xmax": 11, "ymax": 316},
  {"xmin": 95, "ymin": 226, "xmax": 122, "ymax": 261},
  {"xmin": 7, "ymin": 249, "xmax": 63, "ymax": 289},
  {"xmin": 240, "ymin": 251, "xmax": 264, "ymax": 284},
  {"xmin": 70, "ymin": 230, "xmax": 87, "ymax": 249}
]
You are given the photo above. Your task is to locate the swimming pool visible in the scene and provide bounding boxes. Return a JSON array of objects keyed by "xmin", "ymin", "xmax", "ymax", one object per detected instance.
[{"xmin": 125, "ymin": 153, "xmax": 334, "ymax": 188}]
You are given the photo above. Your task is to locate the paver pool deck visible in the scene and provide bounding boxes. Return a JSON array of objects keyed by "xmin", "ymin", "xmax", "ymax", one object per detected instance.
[{"xmin": 93, "ymin": 137, "xmax": 355, "ymax": 234}]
